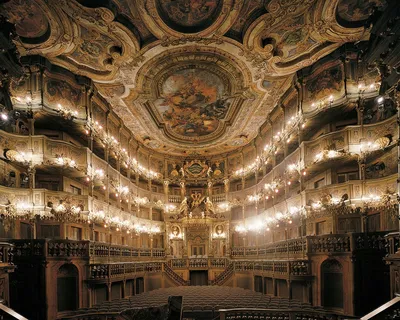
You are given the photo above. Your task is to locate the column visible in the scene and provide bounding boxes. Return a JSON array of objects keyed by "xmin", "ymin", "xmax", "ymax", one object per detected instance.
[
  {"xmin": 180, "ymin": 181, "xmax": 185, "ymax": 200},
  {"xmin": 224, "ymin": 178, "xmax": 229, "ymax": 200},
  {"xmin": 122, "ymin": 280, "xmax": 126, "ymax": 299},
  {"xmin": 107, "ymin": 283, "xmax": 111, "ymax": 302},
  {"xmin": 163, "ymin": 180, "xmax": 169, "ymax": 203},
  {"xmin": 288, "ymin": 280, "xmax": 292, "ymax": 300}
]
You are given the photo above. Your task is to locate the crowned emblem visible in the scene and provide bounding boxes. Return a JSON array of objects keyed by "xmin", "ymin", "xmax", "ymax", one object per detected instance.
[{"xmin": 184, "ymin": 160, "xmax": 208, "ymax": 177}]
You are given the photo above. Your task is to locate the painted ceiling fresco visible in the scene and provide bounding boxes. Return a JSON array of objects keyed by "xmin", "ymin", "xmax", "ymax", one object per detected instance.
[
  {"xmin": 156, "ymin": 0, "xmax": 223, "ymax": 33},
  {"xmin": 0, "ymin": 0, "xmax": 386, "ymax": 156},
  {"xmin": 337, "ymin": 0, "xmax": 386, "ymax": 23},
  {"xmin": 154, "ymin": 68, "xmax": 231, "ymax": 138}
]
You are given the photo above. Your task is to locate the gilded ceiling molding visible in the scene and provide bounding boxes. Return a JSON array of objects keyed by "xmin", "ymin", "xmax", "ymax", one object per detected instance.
[
  {"xmin": 313, "ymin": 0, "xmax": 370, "ymax": 43},
  {"xmin": 116, "ymin": 45, "xmax": 265, "ymax": 156},
  {"xmin": 3, "ymin": 0, "xmax": 140, "ymax": 81},
  {"xmin": 3, "ymin": 0, "xmax": 73, "ymax": 56},
  {"xmin": 242, "ymin": 0, "xmax": 369, "ymax": 77}
]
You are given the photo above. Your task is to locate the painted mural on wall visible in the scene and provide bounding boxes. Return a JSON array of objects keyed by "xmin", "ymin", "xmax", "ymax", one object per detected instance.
[
  {"xmin": 45, "ymin": 79, "xmax": 81, "ymax": 110},
  {"xmin": 306, "ymin": 65, "xmax": 343, "ymax": 101},
  {"xmin": 154, "ymin": 68, "xmax": 232, "ymax": 137},
  {"xmin": 156, "ymin": 0, "xmax": 222, "ymax": 31}
]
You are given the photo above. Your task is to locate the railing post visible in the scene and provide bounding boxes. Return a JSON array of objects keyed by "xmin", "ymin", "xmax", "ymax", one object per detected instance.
[
  {"xmin": 350, "ymin": 233, "xmax": 356, "ymax": 252},
  {"xmin": 44, "ymin": 239, "xmax": 49, "ymax": 258},
  {"xmin": 305, "ymin": 236, "xmax": 311, "ymax": 255},
  {"xmin": 289, "ymin": 312, "xmax": 296, "ymax": 320}
]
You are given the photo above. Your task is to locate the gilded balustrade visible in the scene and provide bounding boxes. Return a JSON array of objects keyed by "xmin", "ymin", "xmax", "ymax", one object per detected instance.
[{"xmin": 0, "ymin": 115, "xmax": 396, "ymax": 212}]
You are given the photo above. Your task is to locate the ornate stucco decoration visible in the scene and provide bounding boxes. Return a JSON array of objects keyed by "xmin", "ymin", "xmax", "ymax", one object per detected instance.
[{"xmin": 1, "ymin": 0, "xmax": 383, "ymax": 157}]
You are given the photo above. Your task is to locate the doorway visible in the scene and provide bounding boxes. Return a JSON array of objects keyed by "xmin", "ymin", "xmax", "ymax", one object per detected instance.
[{"xmin": 190, "ymin": 271, "xmax": 208, "ymax": 286}]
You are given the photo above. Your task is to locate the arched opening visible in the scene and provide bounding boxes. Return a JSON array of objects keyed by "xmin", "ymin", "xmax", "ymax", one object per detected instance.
[
  {"xmin": 57, "ymin": 264, "xmax": 78, "ymax": 312},
  {"xmin": 321, "ymin": 259, "xmax": 343, "ymax": 309}
]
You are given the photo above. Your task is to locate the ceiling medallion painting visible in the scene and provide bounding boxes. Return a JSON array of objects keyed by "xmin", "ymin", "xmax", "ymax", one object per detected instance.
[
  {"xmin": 154, "ymin": 68, "xmax": 232, "ymax": 138},
  {"xmin": 156, "ymin": 0, "xmax": 223, "ymax": 33},
  {"xmin": 6, "ymin": 0, "xmax": 49, "ymax": 41},
  {"xmin": 337, "ymin": 0, "xmax": 386, "ymax": 23}
]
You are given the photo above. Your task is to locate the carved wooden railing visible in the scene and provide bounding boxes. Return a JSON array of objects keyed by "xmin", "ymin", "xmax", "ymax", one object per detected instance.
[
  {"xmin": 211, "ymin": 262, "xmax": 234, "ymax": 286},
  {"xmin": 163, "ymin": 262, "xmax": 189, "ymax": 286},
  {"xmin": 218, "ymin": 308, "xmax": 354, "ymax": 320},
  {"xmin": 210, "ymin": 258, "xmax": 228, "ymax": 268},
  {"xmin": 231, "ymin": 238, "xmax": 306, "ymax": 259},
  {"xmin": 307, "ymin": 234, "xmax": 351, "ymax": 254},
  {"xmin": 89, "ymin": 262, "xmax": 163, "ymax": 280},
  {"xmin": 48, "ymin": 240, "xmax": 90, "ymax": 257},
  {"xmin": 0, "ymin": 242, "xmax": 14, "ymax": 265},
  {"xmin": 188, "ymin": 258, "xmax": 208, "ymax": 268},
  {"xmin": 385, "ymin": 232, "xmax": 400, "ymax": 255},
  {"xmin": 8, "ymin": 239, "xmax": 165, "ymax": 260},
  {"xmin": 168, "ymin": 257, "xmax": 228, "ymax": 270},
  {"xmin": 89, "ymin": 242, "xmax": 165, "ymax": 259},
  {"xmin": 232, "ymin": 232, "xmax": 389, "ymax": 259},
  {"xmin": 232, "ymin": 260, "xmax": 310, "ymax": 276}
]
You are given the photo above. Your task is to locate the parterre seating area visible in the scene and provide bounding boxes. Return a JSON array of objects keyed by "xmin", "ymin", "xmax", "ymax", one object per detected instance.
[{"xmin": 68, "ymin": 286, "xmax": 323, "ymax": 317}]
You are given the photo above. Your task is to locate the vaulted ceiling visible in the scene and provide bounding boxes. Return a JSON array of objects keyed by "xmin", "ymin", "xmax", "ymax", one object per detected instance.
[{"xmin": 1, "ymin": 0, "xmax": 384, "ymax": 156}]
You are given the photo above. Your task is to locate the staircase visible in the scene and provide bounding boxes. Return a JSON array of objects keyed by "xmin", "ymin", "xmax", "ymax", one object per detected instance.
[
  {"xmin": 360, "ymin": 295, "xmax": 400, "ymax": 320},
  {"xmin": 0, "ymin": 302, "xmax": 28, "ymax": 320},
  {"xmin": 163, "ymin": 263, "xmax": 189, "ymax": 286},
  {"xmin": 210, "ymin": 262, "xmax": 234, "ymax": 286}
]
